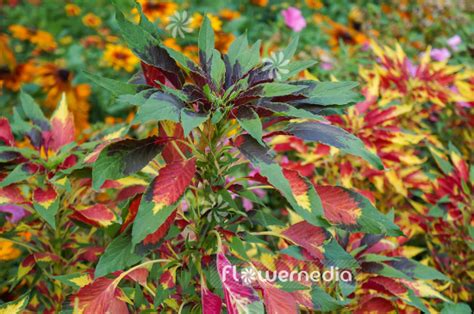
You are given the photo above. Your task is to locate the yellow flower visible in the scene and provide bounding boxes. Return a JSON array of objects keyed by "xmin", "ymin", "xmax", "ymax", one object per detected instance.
[
  {"xmin": 190, "ymin": 13, "xmax": 222, "ymax": 31},
  {"xmin": 138, "ymin": 0, "xmax": 178, "ymax": 22},
  {"xmin": 65, "ymin": 3, "xmax": 81, "ymax": 16},
  {"xmin": 305, "ymin": 0, "xmax": 323, "ymax": 9},
  {"xmin": 9, "ymin": 24, "xmax": 30, "ymax": 40},
  {"xmin": 59, "ymin": 35, "xmax": 73, "ymax": 45},
  {"xmin": 102, "ymin": 44, "xmax": 139, "ymax": 73},
  {"xmin": 30, "ymin": 30, "xmax": 57, "ymax": 52},
  {"xmin": 0, "ymin": 240, "xmax": 21, "ymax": 261},
  {"xmin": 82, "ymin": 13, "xmax": 102, "ymax": 28}
]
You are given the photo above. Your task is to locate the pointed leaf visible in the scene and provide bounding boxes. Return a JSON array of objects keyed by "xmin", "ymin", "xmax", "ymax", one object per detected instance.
[
  {"xmin": 92, "ymin": 136, "xmax": 165, "ymax": 190},
  {"xmin": 314, "ymin": 185, "xmax": 402, "ymax": 236},
  {"xmin": 262, "ymin": 83, "xmax": 306, "ymax": 98},
  {"xmin": 33, "ymin": 184, "xmax": 59, "ymax": 229},
  {"xmin": 198, "ymin": 16, "xmax": 215, "ymax": 60},
  {"xmin": 134, "ymin": 92, "xmax": 184, "ymax": 124},
  {"xmin": 235, "ymin": 106, "xmax": 264, "ymax": 146},
  {"xmin": 0, "ymin": 293, "xmax": 29, "ymax": 313},
  {"xmin": 83, "ymin": 71, "xmax": 138, "ymax": 96},
  {"xmin": 131, "ymin": 158, "xmax": 195, "ymax": 244},
  {"xmin": 181, "ymin": 109, "xmax": 208, "ymax": 136},
  {"xmin": 70, "ymin": 204, "xmax": 119, "ymax": 228},
  {"xmin": 49, "ymin": 94, "xmax": 75, "ymax": 151},
  {"xmin": 95, "ymin": 233, "xmax": 142, "ymax": 278},
  {"xmin": 286, "ymin": 122, "xmax": 384, "ymax": 170}
]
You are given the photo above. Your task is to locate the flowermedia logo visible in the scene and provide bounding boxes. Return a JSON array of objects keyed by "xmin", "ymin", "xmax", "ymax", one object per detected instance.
[{"xmin": 222, "ymin": 265, "xmax": 353, "ymax": 286}]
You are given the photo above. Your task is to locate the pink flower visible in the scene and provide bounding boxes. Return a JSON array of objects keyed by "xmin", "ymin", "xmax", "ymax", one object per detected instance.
[
  {"xmin": 430, "ymin": 48, "xmax": 451, "ymax": 62},
  {"xmin": 447, "ymin": 35, "xmax": 462, "ymax": 51},
  {"xmin": 281, "ymin": 7, "xmax": 306, "ymax": 32}
]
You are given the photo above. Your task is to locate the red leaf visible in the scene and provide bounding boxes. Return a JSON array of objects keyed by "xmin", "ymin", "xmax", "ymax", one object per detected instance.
[
  {"xmin": 159, "ymin": 123, "xmax": 189, "ymax": 163},
  {"xmin": 314, "ymin": 186, "xmax": 360, "ymax": 225},
  {"xmin": 70, "ymin": 204, "xmax": 118, "ymax": 227},
  {"xmin": 0, "ymin": 117, "xmax": 14, "ymax": 146},
  {"xmin": 217, "ymin": 252, "xmax": 261, "ymax": 314},
  {"xmin": 143, "ymin": 210, "xmax": 176, "ymax": 245},
  {"xmin": 261, "ymin": 282, "xmax": 297, "ymax": 314},
  {"xmin": 201, "ymin": 284, "xmax": 222, "ymax": 314},
  {"xmin": 282, "ymin": 221, "xmax": 329, "ymax": 260},
  {"xmin": 33, "ymin": 184, "xmax": 57, "ymax": 208},
  {"xmin": 70, "ymin": 277, "xmax": 128, "ymax": 314},
  {"xmin": 354, "ymin": 296, "xmax": 395, "ymax": 314}
]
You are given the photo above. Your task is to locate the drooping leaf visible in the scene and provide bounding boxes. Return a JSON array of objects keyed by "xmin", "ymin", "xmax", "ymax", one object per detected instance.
[
  {"xmin": 286, "ymin": 122, "xmax": 384, "ymax": 170},
  {"xmin": 131, "ymin": 158, "xmax": 195, "ymax": 244},
  {"xmin": 70, "ymin": 277, "xmax": 128, "ymax": 314},
  {"xmin": 0, "ymin": 117, "xmax": 15, "ymax": 146},
  {"xmin": 216, "ymin": 252, "xmax": 263, "ymax": 314},
  {"xmin": 262, "ymin": 82, "xmax": 306, "ymax": 98},
  {"xmin": 388, "ymin": 258, "xmax": 450, "ymax": 281},
  {"xmin": 70, "ymin": 204, "xmax": 119, "ymax": 228},
  {"xmin": 53, "ymin": 272, "xmax": 93, "ymax": 289},
  {"xmin": 133, "ymin": 92, "xmax": 184, "ymax": 124},
  {"xmin": 261, "ymin": 281, "xmax": 297, "ymax": 314},
  {"xmin": 83, "ymin": 71, "xmax": 138, "ymax": 96},
  {"xmin": 92, "ymin": 136, "xmax": 166, "ymax": 190},
  {"xmin": 95, "ymin": 233, "xmax": 142, "ymax": 278},
  {"xmin": 304, "ymin": 81, "xmax": 362, "ymax": 105},
  {"xmin": 257, "ymin": 101, "xmax": 324, "ymax": 120}
]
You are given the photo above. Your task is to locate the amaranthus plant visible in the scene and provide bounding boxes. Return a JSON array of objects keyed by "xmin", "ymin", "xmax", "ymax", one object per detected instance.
[{"xmin": 0, "ymin": 2, "xmax": 453, "ymax": 313}]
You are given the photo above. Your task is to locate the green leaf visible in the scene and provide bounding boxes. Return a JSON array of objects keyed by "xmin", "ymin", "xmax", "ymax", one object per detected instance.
[
  {"xmin": 133, "ymin": 92, "xmax": 184, "ymax": 124},
  {"xmin": 0, "ymin": 293, "xmax": 29, "ymax": 313},
  {"xmin": 34, "ymin": 198, "xmax": 59, "ymax": 229},
  {"xmin": 257, "ymin": 101, "xmax": 324, "ymax": 120},
  {"xmin": 282, "ymin": 34, "xmax": 299, "ymax": 59},
  {"xmin": 262, "ymin": 82, "xmax": 306, "ymax": 97},
  {"xmin": 19, "ymin": 90, "xmax": 48, "ymax": 129},
  {"xmin": 53, "ymin": 272, "xmax": 91, "ymax": 289},
  {"xmin": 0, "ymin": 163, "xmax": 32, "ymax": 188},
  {"xmin": 235, "ymin": 106, "xmax": 264, "ymax": 146},
  {"xmin": 441, "ymin": 302, "xmax": 471, "ymax": 314},
  {"xmin": 305, "ymin": 81, "xmax": 362, "ymax": 105},
  {"xmin": 235, "ymin": 135, "xmax": 325, "ymax": 227},
  {"xmin": 115, "ymin": 10, "xmax": 156, "ymax": 55},
  {"xmin": 286, "ymin": 122, "xmax": 384, "ymax": 170},
  {"xmin": 239, "ymin": 40, "xmax": 261, "ymax": 73},
  {"xmin": 227, "ymin": 33, "xmax": 248, "ymax": 66},
  {"xmin": 198, "ymin": 16, "xmax": 214, "ymax": 60},
  {"xmin": 281, "ymin": 60, "xmax": 317, "ymax": 80},
  {"xmin": 311, "ymin": 285, "xmax": 347, "ymax": 311},
  {"xmin": 84, "ymin": 71, "xmax": 138, "ymax": 96},
  {"xmin": 323, "ymin": 239, "xmax": 358, "ymax": 269},
  {"xmin": 92, "ymin": 136, "xmax": 165, "ymax": 190},
  {"xmin": 95, "ymin": 233, "xmax": 142, "ymax": 278},
  {"xmin": 181, "ymin": 109, "xmax": 208, "ymax": 136},
  {"xmin": 210, "ymin": 49, "xmax": 225, "ymax": 88}
]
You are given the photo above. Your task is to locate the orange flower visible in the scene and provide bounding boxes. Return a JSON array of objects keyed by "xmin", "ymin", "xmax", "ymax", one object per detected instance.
[
  {"xmin": 323, "ymin": 18, "xmax": 368, "ymax": 51},
  {"xmin": 36, "ymin": 63, "xmax": 90, "ymax": 131},
  {"xmin": 65, "ymin": 3, "xmax": 81, "ymax": 16},
  {"xmin": 163, "ymin": 38, "xmax": 181, "ymax": 51},
  {"xmin": 30, "ymin": 30, "xmax": 57, "ymax": 52},
  {"xmin": 9, "ymin": 24, "xmax": 30, "ymax": 40},
  {"xmin": 0, "ymin": 240, "xmax": 21, "ymax": 261},
  {"xmin": 137, "ymin": 0, "xmax": 177, "ymax": 22},
  {"xmin": 0, "ymin": 35, "xmax": 34, "ymax": 91},
  {"xmin": 81, "ymin": 35, "xmax": 104, "ymax": 48},
  {"xmin": 219, "ymin": 8, "xmax": 240, "ymax": 20},
  {"xmin": 305, "ymin": 0, "xmax": 323, "ymax": 9},
  {"xmin": 215, "ymin": 32, "xmax": 235, "ymax": 53},
  {"xmin": 82, "ymin": 13, "xmax": 102, "ymax": 28},
  {"xmin": 102, "ymin": 44, "xmax": 139, "ymax": 72},
  {"xmin": 251, "ymin": 0, "xmax": 268, "ymax": 7}
]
